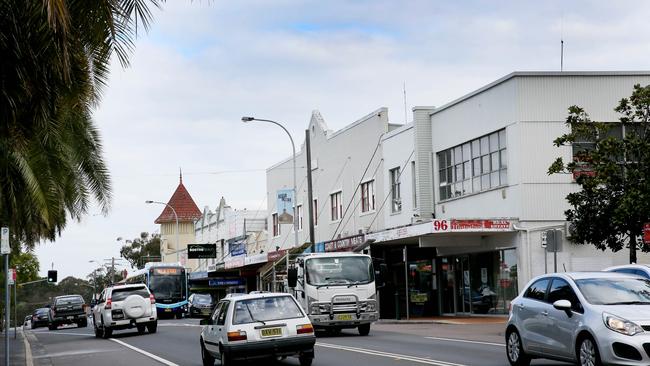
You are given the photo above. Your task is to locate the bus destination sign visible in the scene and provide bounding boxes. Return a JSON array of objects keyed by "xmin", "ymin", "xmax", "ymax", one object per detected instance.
[{"xmin": 187, "ymin": 243, "xmax": 217, "ymax": 259}]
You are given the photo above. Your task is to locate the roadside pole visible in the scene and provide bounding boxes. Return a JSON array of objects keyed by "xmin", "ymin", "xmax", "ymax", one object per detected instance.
[
  {"xmin": 2, "ymin": 227, "xmax": 10, "ymax": 366},
  {"xmin": 13, "ymin": 283, "xmax": 16, "ymax": 339}
]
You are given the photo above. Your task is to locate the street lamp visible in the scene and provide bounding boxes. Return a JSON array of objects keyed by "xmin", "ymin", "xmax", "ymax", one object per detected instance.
[
  {"xmin": 146, "ymin": 200, "xmax": 180, "ymax": 263},
  {"xmin": 242, "ymin": 116, "xmax": 299, "ymax": 273},
  {"xmin": 88, "ymin": 260, "xmax": 100, "ymax": 299}
]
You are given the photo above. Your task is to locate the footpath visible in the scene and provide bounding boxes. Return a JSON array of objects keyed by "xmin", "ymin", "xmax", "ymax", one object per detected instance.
[
  {"xmin": 375, "ymin": 316, "xmax": 507, "ymax": 344},
  {"xmin": 0, "ymin": 328, "xmax": 28, "ymax": 366}
]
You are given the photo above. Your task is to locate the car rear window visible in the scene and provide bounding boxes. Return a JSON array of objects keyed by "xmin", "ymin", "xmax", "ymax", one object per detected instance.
[
  {"xmin": 36, "ymin": 309, "xmax": 49, "ymax": 315},
  {"xmin": 111, "ymin": 287, "xmax": 149, "ymax": 301},
  {"xmin": 194, "ymin": 294, "xmax": 212, "ymax": 304},
  {"xmin": 233, "ymin": 296, "xmax": 304, "ymax": 325},
  {"xmin": 55, "ymin": 296, "xmax": 83, "ymax": 305}
]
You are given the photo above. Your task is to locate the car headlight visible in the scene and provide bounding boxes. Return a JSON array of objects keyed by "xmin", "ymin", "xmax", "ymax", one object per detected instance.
[
  {"xmin": 603, "ymin": 313, "xmax": 643, "ymax": 336},
  {"xmin": 366, "ymin": 301, "xmax": 376, "ymax": 312}
]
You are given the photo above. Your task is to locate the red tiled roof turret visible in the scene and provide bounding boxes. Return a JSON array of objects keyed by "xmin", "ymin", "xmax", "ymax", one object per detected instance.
[{"xmin": 154, "ymin": 172, "xmax": 202, "ymax": 224}]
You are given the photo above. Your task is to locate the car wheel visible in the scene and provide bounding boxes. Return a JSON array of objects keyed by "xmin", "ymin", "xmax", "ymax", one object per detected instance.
[
  {"xmin": 219, "ymin": 347, "xmax": 231, "ymax": 366},
  {"xmin": 578, "ymin": 336, "xmax": 602, "ymax": 366},
  {"xmin": 101, "ymin": 317, "xmax": 112, "ymax": 339},
  {"xmin": 506, "ymin": 329, "xmax": 531, "ymax": 366},
  {"xmin": 137, "ymin": 324, "xmax": 146, "ymax": 334},
  {"xmin": 358, "ymin": 324, "xmax": 370, "ymax": 336},
  {"xmin": 201, "ymin": 340, "xmax": 215, "ymax": 366},
  {"xmin": 299, "ymin": 356, "xmax": 313, "ymax": 366},
  {"xmin": 147, "ymin": 321, "xmax": 157, "ymax": 333}
]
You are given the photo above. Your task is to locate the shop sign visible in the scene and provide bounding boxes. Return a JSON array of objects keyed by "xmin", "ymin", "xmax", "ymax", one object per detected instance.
[
  {"xmin": 324, "ymin": 234, "xmax": 365, "ymax": 252},
  {"xmin": 644, "ymin": 223, "xmax": 650, "ymax": 244},
  {"xmin": 224, "ymin": 256, "xmax": 245, "ymax": 269},
  {"xmin": 209, "ymin": 278, "xmax": 244, "ymax": 287},
  {"xmin": 228, "ymin": 237, "xmax": 247, "ymax": 257},
  {"xmin": 244, "ymin": 253, "xmax": 268, "ymax": 266},
  {"xmin": 189, "ymin": 271, "xmax": 208, "ymax": 280},
  {"xmin": 450, "ymin": 219, "xmax": 512, "ymax": 231},
  {"xmin": 276, "ymin": 189, "xmax": 295, "ymax": 224},
  {"xmin": 187, "ymin": 244, "xmax": 217, "ymax": 259},
  {"xmin": 268, "ymin": 249, "xmax": 287, "ymax": 262},
  {"xmin": 366, "ymin": 222, "xmax": 434, "ymax": 243},
  {"xmin": 207, "ymin": 264, "xmax": 217, "ymax": 272}
]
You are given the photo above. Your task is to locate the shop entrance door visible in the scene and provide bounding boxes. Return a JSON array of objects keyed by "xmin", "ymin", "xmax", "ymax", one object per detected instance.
[{"xmin": 455, "ymin": 256, "xmax": 471, "ymax": 314}]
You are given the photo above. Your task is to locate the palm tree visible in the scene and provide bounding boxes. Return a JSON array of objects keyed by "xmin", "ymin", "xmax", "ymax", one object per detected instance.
[{"xmin": 0, "ymin": 0, "xmax": 163, "ymax": 246}]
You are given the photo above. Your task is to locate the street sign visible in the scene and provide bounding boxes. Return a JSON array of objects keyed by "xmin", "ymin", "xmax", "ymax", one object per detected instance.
[
  {"xmin": 0, "ymin": 227, "xmax": 9, "ymax": 254},
  {"xmin": 545, "ymin": 229, "xmax": 562, "ymax": 252},
  {"xmin": 7, "ymin": 269, "xmax": 15, "ymax": 285},
  {"xmin": 187, "ymin": 244, "xmax": 217, "ymax": 259},
  {"xmin": 644, "ymin": 223, "xmax": 650, "ymax": 244}
]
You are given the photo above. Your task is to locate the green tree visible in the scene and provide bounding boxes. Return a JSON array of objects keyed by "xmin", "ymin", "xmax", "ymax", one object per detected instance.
[
  {"xmin": 548, "ymin": 84, "xmax": 650, "ymax": 263},
  {"xmin": 120, "ymin": 232, "xmax": 161, "ymax": 269},
  {"xmin": 0, "ymin": 0, "xmax": 162, "ymax": 246}
]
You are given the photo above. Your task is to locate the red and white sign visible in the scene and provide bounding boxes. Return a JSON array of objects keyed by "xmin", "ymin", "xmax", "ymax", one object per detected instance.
[
  {"xmin": 7, "ymin": 268, "xmax": 15, "ymax": 285},
  {"xmin": 324, "ymin": 234, "xmax": 365, "ymax": 252},
  {"xmin": 367, "ymin": 219, "xmax": 515, "ymax": 243},
  {"xmin": 644, "ymin": 223, "xmax": 650, "ymax": 244}
]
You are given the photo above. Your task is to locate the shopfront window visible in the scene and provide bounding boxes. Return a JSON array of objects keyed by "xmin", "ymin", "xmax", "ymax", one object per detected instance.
[{"xmin": 408, "ymin": 260, "xmax": 435, "ymax": 317}]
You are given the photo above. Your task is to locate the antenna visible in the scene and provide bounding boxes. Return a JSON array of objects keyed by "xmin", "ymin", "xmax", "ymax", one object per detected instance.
[
  {"xmin": 560, "ymin": 40, "xmax": 564, "ymax": 72},
  {"xmin": 403, "ymin": 82, "xmax": 408, "ymax": 124}
]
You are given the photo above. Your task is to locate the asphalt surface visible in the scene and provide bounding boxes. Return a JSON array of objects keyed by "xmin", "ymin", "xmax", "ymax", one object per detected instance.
[{"xmin": 25, "ymin": 317, "xmax": 572, "ymax": 366}]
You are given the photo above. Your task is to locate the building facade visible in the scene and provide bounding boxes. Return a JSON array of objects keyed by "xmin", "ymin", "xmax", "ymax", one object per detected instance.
[{"xmin": 368, "ymin": 71, "xmax": 650, "ymax": 318}]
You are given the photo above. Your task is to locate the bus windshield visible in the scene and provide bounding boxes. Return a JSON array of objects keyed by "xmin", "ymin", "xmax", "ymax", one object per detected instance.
[
  {"xmin": 305, "ymin": 256, "xmax": 374, "ymax": 287},
  {"xmin": 148, "ymin": 268, "xmax": 186, "ymax": 301}
]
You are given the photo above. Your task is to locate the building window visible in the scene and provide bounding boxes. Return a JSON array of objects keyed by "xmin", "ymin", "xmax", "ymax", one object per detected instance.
[
  {"xmin": 272, "ymin": 213, "xmax": 280, "ymax": 237},
  {"xmin": 313, "ymin": 199, "xmax": 318, "ymax": 226},
  {"xmin": 297, "ymin": 205, "xmax": 303, "ymax": 231},
  {"xmin": 390, "ymin": 167, "xmax": 401, "ymax": 213},
  {"xmin": 330, "ymin": 191, "xmax": 342, "ymax": 221},
  {"xmin": 360, "ymin": 180, "xmax": 375, "ymax": 213},
  {"xmin": 438, "ymin": 129, "xmax": 507, "ymax": 201},
  {"xmin": 411, "ymin": 161, "xmax": 417, "ymax": 209}
]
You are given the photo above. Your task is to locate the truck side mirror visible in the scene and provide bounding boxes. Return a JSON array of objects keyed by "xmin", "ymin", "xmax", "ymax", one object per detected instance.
[
  {"xmin": 288, "ymin": 268, "xmax": 298, "ymax": 288},
  {"xmin": 376, "ymin": 263, "xmax": 387, "ymax": 288}
]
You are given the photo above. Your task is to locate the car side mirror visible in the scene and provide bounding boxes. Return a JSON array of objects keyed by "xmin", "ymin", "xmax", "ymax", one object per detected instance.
[
  {"xmin": 553, "ymin": 299, "xmax": 572, "ymax": 316},
  {"xmin": 200, "ymin": 319, "xmax": 212, "ymax": 326},
  {"xmin": 288, "ymin": 268, "xmax": 298, "ymax": 288}
]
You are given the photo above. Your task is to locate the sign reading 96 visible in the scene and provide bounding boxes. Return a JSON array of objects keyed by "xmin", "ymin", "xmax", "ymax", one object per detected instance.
[{"xmin": 432, "ymin": 219, "xmax": 450, "ymax": 232}]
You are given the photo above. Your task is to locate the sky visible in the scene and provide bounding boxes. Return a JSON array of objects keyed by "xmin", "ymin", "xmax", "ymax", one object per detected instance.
[{"xmin": 34, "ymin": 0, "xmax": 650, "ymax": 280}]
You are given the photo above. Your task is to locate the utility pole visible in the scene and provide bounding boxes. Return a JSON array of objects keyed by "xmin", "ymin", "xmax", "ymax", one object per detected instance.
[
  {"xmin": 305, "ymin": 129, "xmax": 315, "ymax": 251},
  {"xmin": 111, "ymin": 257, "xmax": 115, "ymax": 285}
]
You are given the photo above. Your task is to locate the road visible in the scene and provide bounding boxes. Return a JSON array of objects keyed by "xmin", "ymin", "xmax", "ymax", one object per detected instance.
[{"xmin": 25, "ymin": 318, "xmax": 572, "ymax": 366}]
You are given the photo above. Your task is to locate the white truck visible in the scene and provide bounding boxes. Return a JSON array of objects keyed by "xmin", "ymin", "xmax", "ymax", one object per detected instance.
[{"xmin": 287, "ymin": 252, "xmax": 382, "ymax": 336}]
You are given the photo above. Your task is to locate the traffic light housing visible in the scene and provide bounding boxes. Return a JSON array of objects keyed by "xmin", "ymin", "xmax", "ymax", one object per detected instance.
[{"xmin": 47, "ymin": 270, "xmax": 57, "ymax": 283}]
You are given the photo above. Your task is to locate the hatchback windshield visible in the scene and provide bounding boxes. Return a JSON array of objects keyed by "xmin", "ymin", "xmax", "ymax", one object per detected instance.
[
  {"xmin": 575, "ymin": 277, "xmax": 650, "ymax": 305},
  {"xmin": 233, "ymin": 296, "xmax": 304, "ymax": 324}
]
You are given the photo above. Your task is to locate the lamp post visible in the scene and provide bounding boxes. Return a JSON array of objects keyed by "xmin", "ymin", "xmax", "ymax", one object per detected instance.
[
  {"xmin": 146, "ymin": 200, "xmax": 180, "ymax": 263},
  {"xmin": 242, "ymin": 116, "xmax": 299, "ymax": 275},
  {"xmin": 88, "ymin": 260, "xmax": 99, "ymax": 300}
]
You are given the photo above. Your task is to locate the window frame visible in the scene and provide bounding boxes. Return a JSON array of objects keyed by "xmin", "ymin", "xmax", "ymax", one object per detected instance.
[
  {"xmin": 390, "ymin": 167, "xmax": 401, "ymax": 213},
  {"xmin": 360, "ymin": 180, "xmax": 375, "ymax": 213},
  {"xmin": 272, "ymin": 213, "xmax": 280, "ymax": 237},
  {"xmin": 330, "ymin": 191, "xmax": 342, "ymax": 222},
  {"xmin": 547, "ymin": 278, "xmax": 584, "ymax": 313},
  {"xmin": 523, "ymin": 278, "xmax": 551, "ymax": 302}
]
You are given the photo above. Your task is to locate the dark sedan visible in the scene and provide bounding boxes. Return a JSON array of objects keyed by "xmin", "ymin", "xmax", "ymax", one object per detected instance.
[
  {"xmin": 31, "ymin": 308, "xmax": 50, "ymax": 329},
  {"xmin": 188, "ymin": 293, "xmax": 215, "ymax": 317}
]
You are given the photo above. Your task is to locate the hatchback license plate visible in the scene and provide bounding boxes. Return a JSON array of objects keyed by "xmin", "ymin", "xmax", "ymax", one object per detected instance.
[
  {"xmin": 261, "ymin": 328, "xmax": 282, "ymax": 337},
  {"xmin": 336, "ymin": 314, "xmax": 353, "ymax": 321}
]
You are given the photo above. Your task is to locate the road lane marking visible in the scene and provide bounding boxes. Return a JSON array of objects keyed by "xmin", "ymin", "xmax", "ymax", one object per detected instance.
[
  {"xmin": 316, "ymin": 342, "xmax": 467, "ymax": 366},
  {"xmin": 32, "ymin": 331, "xmax": 92, "ymax": 336},
  {"xmin": 110, "ymin": 338, "xmax": 180, "ymax": 366},
  {"xmin": 23, "ymin": 331, "xmax": 34, "ymax": 366},
  {"xmin": 424, "ymin": 337, "xmax": 505, "ymax": 347}
]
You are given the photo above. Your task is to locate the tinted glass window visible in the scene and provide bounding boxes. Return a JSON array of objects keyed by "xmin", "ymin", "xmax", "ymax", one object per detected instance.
[
  {"xmin": 217, "ymin": 301, "xmax": 229, "ymax": 325},
  {"xmin": 55, "ymin": 296, "xmax": 84, "ymax": 305},
  {"xmin": 548, "ymin": 279, "xmax": 582, "ymax": 313},
  {"xmin": 193, "ymin": 294, "xmax": 212, "ymax": 304},
  {"xmin": 523, "ymin": 279, "xmax": 549, "ymax": 301},
  {"xmin": 233, "ymin": 296, "xmax": 304, "ymax": 325},
  {"xmin": 111, "ymin": 287, "xmax": 149, "ymax": 301},
  {"xmin": 211, "ymin": 302, "xmax": 223, "ymax": 323},
  {"xmin": 35, "ymin": 308, "xmax": 49, "ymax": 315},
  {"xmin": 612, "ymin": 268, "xmax": 637, "ymax": 275},
  {"xmin": 576, "ymin": 277, "xmax": 650, "ymax": 305}
]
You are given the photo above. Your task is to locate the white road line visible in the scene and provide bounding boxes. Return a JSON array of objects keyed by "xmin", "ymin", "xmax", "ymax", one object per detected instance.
[
  {"xmin": 33, "ymin": 331, "xmax": 92, "ymax": 336},
  {"xmin": 316, "ymin": 342, "xmax": 467, "ymax": 366},
  {"xmin": 110, "ymin": 338, "xmax": 179, "ymax": 366},
  {"xmin": 424, "ymin": 337, "xmax": 505, "ymax": 347},
  {"xmin": 22, "ymin": 331, "xmax": 34, "ymax": 366}
]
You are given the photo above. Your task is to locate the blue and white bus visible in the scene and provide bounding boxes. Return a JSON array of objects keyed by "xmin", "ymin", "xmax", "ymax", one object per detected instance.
[{"xmin": 125, "ymin": 262, "xmax": 188, "ymax": 318}]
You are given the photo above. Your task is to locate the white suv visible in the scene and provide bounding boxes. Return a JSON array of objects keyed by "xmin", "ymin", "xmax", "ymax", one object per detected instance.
[
  {"xmin": 92, "ymin": 284, "xmax": 158, "ymax": 338},
  {"xmin": 200, "ymin": 292, "xmax": 315, "ymax": 366}
]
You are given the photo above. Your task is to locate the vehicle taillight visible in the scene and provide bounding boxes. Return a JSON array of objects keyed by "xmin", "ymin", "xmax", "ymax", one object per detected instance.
[
  {"xmin": 105, "ymin": 298, "xmax": 112, "ymax": 310},
  {"xmin": 296, "ymin": 324, "xmax": 314, "ymax": 334},
  {"xmin": 149, "ymin": 294, "xmax": 155, "ymax": 304},
  {"xmin": 227, "ymin": 331, "xmax": 247, "ymax": 342}
]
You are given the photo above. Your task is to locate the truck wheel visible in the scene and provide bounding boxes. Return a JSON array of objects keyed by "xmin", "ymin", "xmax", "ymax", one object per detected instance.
[
  {"xmin": 299, "ymin": 355, "xmax": 313, "ymax": 366},
  {"xmin": 358, "ymin": 324, "xmax": 370, "ymax": 336}
]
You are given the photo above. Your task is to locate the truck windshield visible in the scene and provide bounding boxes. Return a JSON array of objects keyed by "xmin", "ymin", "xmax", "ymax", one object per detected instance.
[{"xmin": 305, "ymin": 256, "xmax": 374, "ymax": 286}]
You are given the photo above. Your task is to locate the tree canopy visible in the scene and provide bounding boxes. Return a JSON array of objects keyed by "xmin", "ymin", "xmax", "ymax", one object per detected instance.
[
  {"xmin": 549, "ymin": 84, "xmax": 650, "ymax": 263},
  {"xmin": 120, "ymin": 232, "xmax": 161, "ymax": 269},
  {"xmin": 0, "ymin": 0, "xmax": 162, "ymax": 246}
]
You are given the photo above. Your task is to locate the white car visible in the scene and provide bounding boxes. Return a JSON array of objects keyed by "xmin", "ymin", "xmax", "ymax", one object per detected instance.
[
  {"xmin": 605, "ymin": 264, "xmax": 650, "ymax": 279},
  {"xmin": 199, "ymin": 292, "xmax": 315, "ymax": 366},
  {"xmin": 92, "ymin": 284, "xmax": 158, "ymax": 338}
]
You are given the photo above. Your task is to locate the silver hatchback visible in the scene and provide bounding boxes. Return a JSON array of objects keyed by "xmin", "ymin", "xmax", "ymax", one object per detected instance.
[{"xmin": 506, "ymin": 272, "xmax": 650, "ymax": 366}]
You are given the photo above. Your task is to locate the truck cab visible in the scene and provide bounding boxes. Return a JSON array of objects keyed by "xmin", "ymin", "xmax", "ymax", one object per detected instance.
[{"xmin": 289, "ymin": 253, "xmax": 379, "ymax": 335}]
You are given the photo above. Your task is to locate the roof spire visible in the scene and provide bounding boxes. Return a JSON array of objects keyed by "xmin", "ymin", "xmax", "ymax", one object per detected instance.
[{"xmin": 179, "ymin": 167, "xmax": 183, "ymax": 184}]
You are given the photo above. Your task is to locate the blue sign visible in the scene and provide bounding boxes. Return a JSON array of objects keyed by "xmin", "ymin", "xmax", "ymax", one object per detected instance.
[
  {"xmin": 229, "ymin": 240, "xmax": 246, "ymax": 257},
  {"xmin": 209, "ymin": 278, "xmax": 245, "ymax": 287},
  {"xmin": 303, "ymin": 242, "xmax": 325, "ymax": 253},
  {"xmin": 276, "ymin": 189, "xmax": 295, "ymax": 224}
]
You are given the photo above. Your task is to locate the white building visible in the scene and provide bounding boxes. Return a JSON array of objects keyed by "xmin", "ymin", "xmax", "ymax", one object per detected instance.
[{"xmin": 368, "ymin": 71, "xmax": 650, "ymax": 318}]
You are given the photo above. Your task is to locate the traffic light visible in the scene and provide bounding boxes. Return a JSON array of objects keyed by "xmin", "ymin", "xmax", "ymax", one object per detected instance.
[{"xmin": 47, "ymin": 270, "xmax": 58, "ymax": 283}]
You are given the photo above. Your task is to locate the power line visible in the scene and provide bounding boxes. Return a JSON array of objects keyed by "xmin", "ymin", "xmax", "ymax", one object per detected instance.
[
  {"xmin": 367, "ymin": 149, "xmax": 415, "ymax": 230},
  {"xmin": 338, "ymin": 158, "xmax": 384, "ymax": 237}
]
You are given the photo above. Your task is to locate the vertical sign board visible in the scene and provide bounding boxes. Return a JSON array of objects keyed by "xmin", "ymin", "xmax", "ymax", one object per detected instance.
[
  {"xmin": 7, "ymin": 269, "xmax": 14, "ymax": 285},
  {"xmin": 276, "ymin": 189, "xmax": 294, "ymax": 224},
  {"xmin": 644, "ymin": 223, "xmax": 650, "ymax": 245},
  {"xmin": 0, "ymin": 227, "xmax": 8, "ymax": 254}
]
